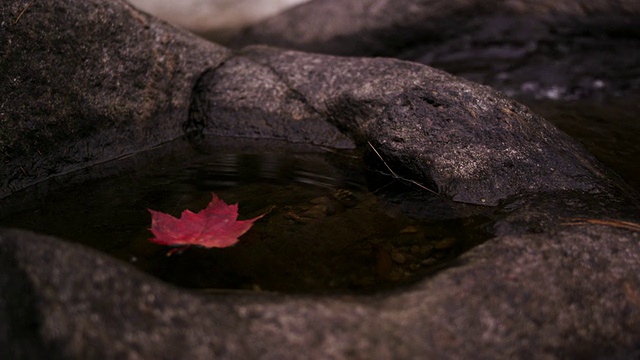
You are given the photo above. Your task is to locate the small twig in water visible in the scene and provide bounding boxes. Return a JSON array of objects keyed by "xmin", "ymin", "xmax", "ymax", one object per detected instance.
[
  {"xmin": 560, "ymin": 217, "xmax": 640, "ymax": 232},
  {"xmin": 14, "ymin": 0, "xmax": 35, "ymax": 24},
  {"xmin": 367, "ymin": 141, "xmax": 438, "ymax": 195}
]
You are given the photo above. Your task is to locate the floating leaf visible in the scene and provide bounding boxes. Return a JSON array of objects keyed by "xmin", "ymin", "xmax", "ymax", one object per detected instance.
[{"xmin": 148, "ymin": 193, "xmax": 263, "ymax": 254}]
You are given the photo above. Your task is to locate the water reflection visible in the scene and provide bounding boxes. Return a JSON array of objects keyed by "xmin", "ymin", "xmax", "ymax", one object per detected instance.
[{"xmin": 187, "ymin": 151, "xmax": 347, "ymax": 190}]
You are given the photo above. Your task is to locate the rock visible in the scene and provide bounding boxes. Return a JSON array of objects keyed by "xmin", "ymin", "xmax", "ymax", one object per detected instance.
[
  {"xmin": 194, "ymin": 45, "xmax": 630, "ymax": 205},
  {"xmin": 2, "ymin": 223, "xmax": 640, "ymax": 359},
  {"xmin": 186, "ymin": 47, "xmax": 354, "ymax": 148},
  {"xmin": 231, "ymin": 0, "xmax": 640, "ymax": 102},
  {"xmin": 1, "ymin": 0, "xmax": 632, "ymax": 206},
  {"xmin": 230, "ymin": 0, "xmax": 640, "ymax": 192},
  {"xmin": 0, "ymin": 0, "xmax": 230, "ymax": 198},
  {"xmin": 2, "ymin": 0, "xmax": 640, "ymax": 358},
  {"xmin": 231, "ymin": 0, "xmax": 640, "ymax": 58},
  {"xmin": 434, "ymin": 237, "xmax": 457, "ymax": 250},
  {"xmin": 390, "ymin": 251, "xmax": 407, "ymax": 264}
]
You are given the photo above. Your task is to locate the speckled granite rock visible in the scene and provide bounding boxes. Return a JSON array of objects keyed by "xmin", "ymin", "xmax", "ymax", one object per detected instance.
[
  {"xmin": 0, "ymin": 0, "xmax": 230, "ymax": 198},
  {"xmin": 2, "ymin": 223, "xmax": 639, "ymax": 359},
  {"xmin": 201, "ymin": 46, "xmax": 630, "ymax": 206},
  {"xmin": 1, "ymin": 0, "xmax": 640, "ymax": 359}
]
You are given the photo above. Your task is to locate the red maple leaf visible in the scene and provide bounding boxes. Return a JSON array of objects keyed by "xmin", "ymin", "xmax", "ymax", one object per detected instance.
[{"xmin": 148, "ymin": 193, "xmax": 264, "ymax": 254}]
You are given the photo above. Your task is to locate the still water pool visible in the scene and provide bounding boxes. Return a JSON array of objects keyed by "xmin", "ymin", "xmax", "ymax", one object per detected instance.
[{"xmin": 0, "ymin": 136, "xmax": 491, "ymax": 294}]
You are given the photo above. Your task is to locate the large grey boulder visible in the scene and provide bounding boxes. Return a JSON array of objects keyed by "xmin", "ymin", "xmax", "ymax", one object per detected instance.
[
  {"xmin": 2, "ymin": 222, "xmax": 640, "ymax": 359},
  {"xmin": 0, "ymin": 0, "xmax": 230, "ymax": 198},
  {"xmin": 192, "ymin": 45, "xmax": 631, "ymax": 206},
  {"xmin": 230, "ymin": 0, "xmax": 640, "ymax": 195},
  {"xmin": 1, "ymin": 0, "xmax": 639, "ymax": 359}
]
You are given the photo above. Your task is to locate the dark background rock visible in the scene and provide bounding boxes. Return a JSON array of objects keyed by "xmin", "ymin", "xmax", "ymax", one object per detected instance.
[
  {"xmin": 1, "ymin": 0, "xmax": 640, "ymax": 358},
  {"xmin": 230, "ymin": 0, "xmax": 640, "ymax": 62}
]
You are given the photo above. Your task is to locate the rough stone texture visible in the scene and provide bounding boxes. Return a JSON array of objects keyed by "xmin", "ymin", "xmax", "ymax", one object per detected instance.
[
  {"xmin": 196, "ymin": 46, "xmax": 630, "ymax": 205},
  {"xmin": 229, "ymin": 0, "xmax": 640, "ymax": 192},
  {"xmin": 0, "ymin": 0, "xmax": 231, "ymax": 198},
  {"xmin": 230, "ymin": 0, "xmax": 640, "ymax": 105},
  {"xmin": 186, "ymin": 53, "xmax": 355, "ymax": 149},
  {"xmin": 1, "ymin": 224, "xmax": 640, "ymax": 359},
  {"xmin": 3, "ymin": 0, "xmax": 628, "ymax": 205},
  {"xmin": 1, "ymin": 0, "xmax": 640, "ymax": 359}
]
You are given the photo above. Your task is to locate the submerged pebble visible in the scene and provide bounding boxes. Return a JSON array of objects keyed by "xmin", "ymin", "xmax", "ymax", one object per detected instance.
[{"xmin": 434, "ymin": 237, "xmax": 457, "ymax": 249}]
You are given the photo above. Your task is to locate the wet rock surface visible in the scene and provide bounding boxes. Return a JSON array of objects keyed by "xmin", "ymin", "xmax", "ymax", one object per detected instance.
[{"xmin": 1, "ymin": 0, "xmax": 640, "ymax": 359}]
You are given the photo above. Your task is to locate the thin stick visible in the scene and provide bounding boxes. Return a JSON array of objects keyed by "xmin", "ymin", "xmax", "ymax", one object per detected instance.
[
  {"xmin": 560, "ymin": 217, "xmax": 640, "ymax": 232},
  {"xmin": 367, "ymin": 141, "xmax": 438, "ymax": 195},
  {"xmin": 14, "ymin": 0, "xmax": 35, "ymax": 24}
]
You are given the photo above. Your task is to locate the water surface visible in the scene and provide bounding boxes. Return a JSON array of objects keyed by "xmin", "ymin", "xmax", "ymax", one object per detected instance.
[{"xmin": 0, "ymin": 136, "xmax": 491, "ymax": 294}]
